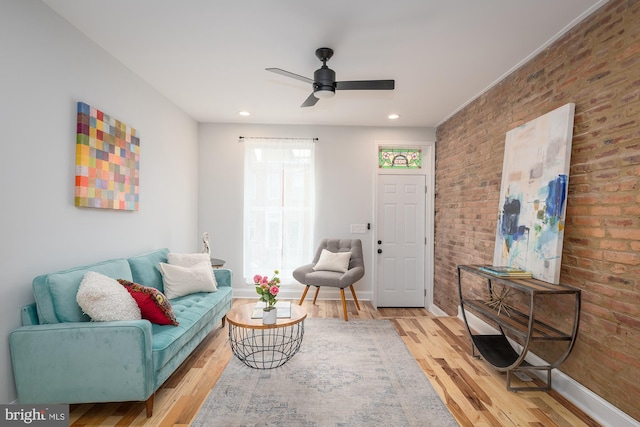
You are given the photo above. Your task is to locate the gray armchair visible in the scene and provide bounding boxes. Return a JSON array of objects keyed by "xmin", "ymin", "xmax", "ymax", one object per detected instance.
[{"xmin": 293, "ymin": 239, "xmax": 364, "ymax": 321}]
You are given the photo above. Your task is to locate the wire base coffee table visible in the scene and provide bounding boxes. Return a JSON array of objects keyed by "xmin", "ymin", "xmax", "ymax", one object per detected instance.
[{"xmin": 226, "ymin": 302, "xmax": 307, "ymax": 369}]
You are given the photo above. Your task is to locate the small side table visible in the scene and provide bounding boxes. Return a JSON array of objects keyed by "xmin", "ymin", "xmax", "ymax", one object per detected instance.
[
  {"xmin": 210, "ymin": 258, "xmax": 225, "ymax": 268},
  {"xmin": 225, "ymin": 302, "xmax": 307, "ymax": 369}
]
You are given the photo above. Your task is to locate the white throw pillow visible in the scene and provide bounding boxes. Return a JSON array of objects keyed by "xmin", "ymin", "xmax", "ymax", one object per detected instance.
[
  {"xmin": 76, "ymin": 271, "xmax": 141, "ymax": 321},
  {"xmin": 159, "ymin": 261, "xmax": 218, "ymax": 299},
  {"xmin": 313, "ymin": 249, "xmax": 352, "ymax": 273},
  {"xmin": 167, "ymin": 252, "xmax": 211, "ymax": 268}
]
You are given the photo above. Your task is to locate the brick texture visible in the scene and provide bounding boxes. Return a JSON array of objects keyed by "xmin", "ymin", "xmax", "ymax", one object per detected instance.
[{"xmin": 434, "ymin": 0, "xmax": 640, "ymax": 420}]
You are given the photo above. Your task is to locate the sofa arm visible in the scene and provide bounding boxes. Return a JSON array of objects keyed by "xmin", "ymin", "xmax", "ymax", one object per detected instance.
[
  {"xmin": 213, "ymin": 268, "xmax": 232, "ymax": 287},
  {"xmin": 10, "ymin": 320, "xmax": 154, "ymax": 405}
]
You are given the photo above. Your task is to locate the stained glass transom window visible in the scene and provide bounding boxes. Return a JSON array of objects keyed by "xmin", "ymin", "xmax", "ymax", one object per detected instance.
[{"xmin": 379, "ymin": 148, "xmax": 422, "ymax": 169}]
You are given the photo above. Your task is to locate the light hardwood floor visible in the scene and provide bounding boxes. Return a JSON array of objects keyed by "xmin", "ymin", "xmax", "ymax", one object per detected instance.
[{"xmin": 69, "ymin": 298, "xmax": 601, "ymax": 426}]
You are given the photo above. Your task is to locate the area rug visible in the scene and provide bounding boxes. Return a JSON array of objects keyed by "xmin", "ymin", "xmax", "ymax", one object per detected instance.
[{"xmin": 192, "ymin": 319, "xmax": 458, "ymax": 427}]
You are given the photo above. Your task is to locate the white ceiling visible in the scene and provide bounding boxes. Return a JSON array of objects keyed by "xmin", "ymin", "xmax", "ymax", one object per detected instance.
[{"xmin": 42, "ymin": 0, "xmax": 606, "ymax": 128}]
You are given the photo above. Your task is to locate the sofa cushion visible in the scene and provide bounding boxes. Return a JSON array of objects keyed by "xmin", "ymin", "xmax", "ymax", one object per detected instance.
[
  {"xmin": 167, "ymin": 252, "xmax": 210, "ymax": 267},
  {"xmin": 118, "ymin": 279, "xmax": 179, "ymax": 326},
  {"xmin": 33, "ymin": 258, "xmax": 133, "ymax": 324},
  {"xmin": 159, "ymin": 262, "xmax": 218, "ymax": 299},
  {"xmin": 151, "ymin": 286, "xmax": 233, "ymax": 372},
  {"xmin": 127, "ymin": 248, "xmax": 169, "ymax": 291},
  {"xmin": 77, "ymin": 272, "xmax": 142, "ymax": 321}
]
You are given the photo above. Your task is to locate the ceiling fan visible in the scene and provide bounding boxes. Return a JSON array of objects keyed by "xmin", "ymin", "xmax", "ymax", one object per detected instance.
[{"xmin": 266, "ymin": 47, "xmax": 395, "ymax": 107}]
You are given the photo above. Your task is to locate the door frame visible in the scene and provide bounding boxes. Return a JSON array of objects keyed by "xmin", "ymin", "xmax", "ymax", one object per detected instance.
[{"xmin": 372, "ymin": 141, "xmax": 435, "ymax": 310}]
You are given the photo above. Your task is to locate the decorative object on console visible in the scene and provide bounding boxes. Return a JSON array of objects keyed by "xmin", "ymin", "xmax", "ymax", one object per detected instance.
[
  {"xmin": 478, "ymin": 265, "xmax": 532, "ymax": 278},
  {"xmin": 493, "ymin": 103, "xmax": 575, "ymax": 284},
  {"xmin": 484, "ymin": 286, "xmax": 513, "ymax": 317},
  {"xmin": 75, "ymin": 102, "xmax": 140, "ymax": 211}
]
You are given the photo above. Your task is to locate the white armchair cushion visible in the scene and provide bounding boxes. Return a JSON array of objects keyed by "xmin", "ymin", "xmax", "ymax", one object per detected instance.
[{"xmin": 313, "ymin": 249, "xmax": 352, "ymax": 273}]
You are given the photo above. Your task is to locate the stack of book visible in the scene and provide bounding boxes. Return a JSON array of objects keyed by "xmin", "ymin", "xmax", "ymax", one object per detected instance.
[
  {"xmin": 478, "ymin": 265, "xmax": 532, "ymax": 278},
  {"xmin": 251, "ymin": 301, "xmax": 292, "ymax": 319}
]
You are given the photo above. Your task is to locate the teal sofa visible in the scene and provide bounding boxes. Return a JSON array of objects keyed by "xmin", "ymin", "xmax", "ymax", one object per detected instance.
[{"xmin": 9, "ymin": 248, "xmax": 232, "ymax": 417}]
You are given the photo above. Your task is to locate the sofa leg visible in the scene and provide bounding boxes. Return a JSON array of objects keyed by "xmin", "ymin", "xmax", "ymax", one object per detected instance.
[
  {"xmin": 145, "ymin": 394, "xmax": 154, "ymax": 417},
  {"xmin": 312, "ymin": 286, "xmax": 320, "ymax": 304},
  {"xmin": 298, "ymin": 285, "xmax": 310, "ymax": 305},
  {"xmin": 221, "ymin": 315, "xmax": 226, "ymax": 328}
]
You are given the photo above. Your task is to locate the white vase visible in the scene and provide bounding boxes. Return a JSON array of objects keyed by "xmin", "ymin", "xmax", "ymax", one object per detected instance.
[{"xmin": 262, "ymin": 307, "xmax": 277, "ymax": 325}]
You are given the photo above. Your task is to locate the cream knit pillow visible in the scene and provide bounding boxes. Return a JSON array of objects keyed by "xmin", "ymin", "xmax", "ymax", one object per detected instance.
[
  {"xmin": 159, "ymin": 261, "xmax": 218, "ymax": 299},
  {"xmin": 76, "ymin": 271, "xmax": 141, "ymax": 321}
]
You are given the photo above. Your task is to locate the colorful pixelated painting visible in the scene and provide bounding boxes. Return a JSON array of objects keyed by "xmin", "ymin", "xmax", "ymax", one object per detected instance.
[
  {"xmin": 493, "ymin": 103, "xmax": 574, "ymax": 284},
  {"xmin": 75, "ymin": 102, "xmax": 139, "ymax": 211}
]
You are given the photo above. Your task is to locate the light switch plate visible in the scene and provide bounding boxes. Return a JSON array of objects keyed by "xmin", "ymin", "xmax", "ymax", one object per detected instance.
[{"xmin": 350, "ymin": 224, "xmax": 367, "ymax": 234}]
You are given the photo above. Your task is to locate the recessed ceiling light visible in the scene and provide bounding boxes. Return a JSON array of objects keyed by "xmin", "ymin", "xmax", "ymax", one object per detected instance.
[
  {"xmin": 388, "ymin": 114, "xmax": 400, "ymax": 120},
  {"xmin": 239, "ymin": 111, "xmax": 251, "ymax": 116}
]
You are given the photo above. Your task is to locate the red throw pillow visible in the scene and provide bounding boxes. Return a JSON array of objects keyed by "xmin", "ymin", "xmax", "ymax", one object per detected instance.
[{"xmin": 117, "ymin": 279, "xmax": 179, "ymax": 326}]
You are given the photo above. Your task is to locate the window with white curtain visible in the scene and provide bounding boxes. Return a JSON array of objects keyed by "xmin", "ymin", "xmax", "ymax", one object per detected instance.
[{"xmin": 243, "ymin": 138, "xmax": 315, "ymax": 284}]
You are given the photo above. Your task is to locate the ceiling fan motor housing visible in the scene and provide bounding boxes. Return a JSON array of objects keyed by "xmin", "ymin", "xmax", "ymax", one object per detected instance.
[{"xmin": 314, "ymin": 66, "xmax": 336, "ymax": 94}]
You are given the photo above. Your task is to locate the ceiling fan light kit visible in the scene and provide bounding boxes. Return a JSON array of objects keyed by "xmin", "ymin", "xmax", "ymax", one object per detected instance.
[
  {"xmin": 314, "ymin": 89, "xmax": 335, "ymax": 99},
  {"xmin": 266, "ymin": 47, "xmax": 394, "ymax": 107}
]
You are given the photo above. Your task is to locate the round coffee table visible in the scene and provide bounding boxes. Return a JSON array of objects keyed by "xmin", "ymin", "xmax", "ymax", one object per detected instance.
[{"xmin": 226, "ymin": 302, "xmax": 307, "ymax": 369}]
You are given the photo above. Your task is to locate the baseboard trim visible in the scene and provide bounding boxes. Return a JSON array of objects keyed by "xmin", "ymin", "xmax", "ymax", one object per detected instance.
[
  {"xmin": 458, "ymin": 306, "xmax": 639, "ymax": 427},
  {"xmin": 232, "ymin": 288, "xmax": 374, "ymax": 302},
  {"xmin": 428, "ymin": 303, "xmax": 448, "ymax": 317}
]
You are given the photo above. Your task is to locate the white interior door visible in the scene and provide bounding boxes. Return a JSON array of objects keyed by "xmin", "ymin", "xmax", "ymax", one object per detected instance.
[{"xmin": 376, "ymin": 174, "xmax": 426, "ymax": 307}]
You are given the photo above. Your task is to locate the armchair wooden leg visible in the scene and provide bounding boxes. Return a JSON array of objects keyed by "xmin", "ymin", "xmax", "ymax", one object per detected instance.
[
  {"xmin": 349, "ymin": 285, "xmax": 361, "ymax": 310},
  {"xmin": 340, "ymin": 288, "xmax": 349, "ymax": 321},
  {"xmin": 312, "ymin": 286, "xmax": 320, "ymax": 304},
  {"xmin": 299, "ymin": 285, "xmax": 310, "ymax": 305},
  {"xmin": 145, "ymin": 394, "xmax": 154, "ymax": 417}
]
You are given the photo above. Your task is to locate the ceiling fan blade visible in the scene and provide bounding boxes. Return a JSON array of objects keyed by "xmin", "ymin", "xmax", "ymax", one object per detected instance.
[
  {"xmin": 266, "ymin": 68, "xmax": 314, "ymax": 84},
  {"xmin": 335, "ymin": 80, "xmax": 395, "ymax": 90},
  {"xmin": 301, "ymin": 93, "xmax": 319, "ymax": 108}
]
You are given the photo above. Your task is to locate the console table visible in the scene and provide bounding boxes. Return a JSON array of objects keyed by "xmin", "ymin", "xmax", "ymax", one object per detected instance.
[{"xmin": 457, "ymin": 265, "xmax": 581, "ymax": 391}]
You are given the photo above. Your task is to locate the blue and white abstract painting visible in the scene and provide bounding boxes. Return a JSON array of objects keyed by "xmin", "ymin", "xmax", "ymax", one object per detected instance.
[{"xmin": 493, "ymin": 103, "xmax": 575, "ymax": 284}]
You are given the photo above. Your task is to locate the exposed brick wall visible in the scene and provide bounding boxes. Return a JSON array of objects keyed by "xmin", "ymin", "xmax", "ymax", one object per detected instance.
[{"xmin": 434, "ymin": 0, "xmax": 640, "ymax": 420}]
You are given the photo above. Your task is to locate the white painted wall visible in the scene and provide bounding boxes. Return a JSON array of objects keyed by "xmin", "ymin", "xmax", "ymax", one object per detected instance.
[
  {"xmin": 0, "ymin": 1, "xmax": 199, "ymax": 403},
  {"xmin": 198, "ymin": 123, "xmax": 436, "ymax": 301}
]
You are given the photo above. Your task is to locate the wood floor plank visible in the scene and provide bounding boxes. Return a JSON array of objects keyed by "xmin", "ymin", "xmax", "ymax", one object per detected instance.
[{"xmin": 67, "ymin": 298, "xmax": 601, "ymax": 426}]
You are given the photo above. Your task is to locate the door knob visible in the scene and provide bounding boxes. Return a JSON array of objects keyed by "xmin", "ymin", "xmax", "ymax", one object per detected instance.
[
  {"xmin": 377, "ymin": 249, "xmax": 382, "ymax": 254},
  {"xmin": 378, "ymin": 240, "xmax": 382, "ymax": 244}
]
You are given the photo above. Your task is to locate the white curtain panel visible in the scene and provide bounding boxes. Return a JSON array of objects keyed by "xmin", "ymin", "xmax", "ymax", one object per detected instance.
[{"xmin": 243, "ymin": 138, "xmax": 315, "ymax": 285}]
